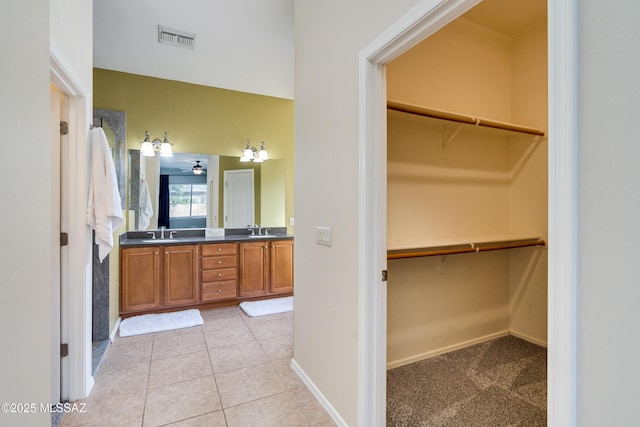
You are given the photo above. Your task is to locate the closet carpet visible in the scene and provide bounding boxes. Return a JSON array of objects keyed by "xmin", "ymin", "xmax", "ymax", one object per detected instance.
[{"xmin": 387, "ymin": 335, "xmax": 546, "ymax": 426}]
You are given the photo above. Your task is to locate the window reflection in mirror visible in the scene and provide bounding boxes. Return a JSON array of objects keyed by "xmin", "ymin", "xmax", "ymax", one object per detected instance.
[{"xmin": 128, "ymin": 149, "xmax": 286, "ymax": 231}]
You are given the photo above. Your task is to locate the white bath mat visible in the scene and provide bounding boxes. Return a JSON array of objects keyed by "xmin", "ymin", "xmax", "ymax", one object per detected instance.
[
  {"xmin": 119, "ymin": 309, "xmax": 203, "ymax": 337},
  {"xmin": 239, "ymin": 296, "xmax": 294, "ymax": 317}
]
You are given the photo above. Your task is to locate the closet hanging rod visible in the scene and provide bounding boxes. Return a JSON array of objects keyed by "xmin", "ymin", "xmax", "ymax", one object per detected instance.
[
  {"xmin": 387, "ymin": 100, "xmax": 546, "ymax": 137},
  {"xmin": 387, "ymin": 238, "xmax": 546, "ymax": 260}
]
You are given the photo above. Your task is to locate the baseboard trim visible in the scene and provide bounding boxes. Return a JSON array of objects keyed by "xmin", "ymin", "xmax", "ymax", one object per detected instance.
[
  {"xmin": 290, "ymin": 358, "xmax": 349, "ymax": 427},
  {"xmin": 509, "ymin": 329, "xmax": 548, "ymax": 348},
  {"xmin": 109, "ymin": 317, "xmax": 121, "ymax": 343},
  {"xmin": 387, "ymin": 330, "xmax": 510, "ymax": 370}
]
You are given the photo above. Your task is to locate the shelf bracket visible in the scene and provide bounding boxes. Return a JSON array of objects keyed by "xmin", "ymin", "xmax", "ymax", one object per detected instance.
[
  {"xmin": 437, "ymin": 255, "xmax": 448, "ymax": 275},
  {"xmin": 441, "ymin": 124, "xmax": 463, "ymax": 158}
]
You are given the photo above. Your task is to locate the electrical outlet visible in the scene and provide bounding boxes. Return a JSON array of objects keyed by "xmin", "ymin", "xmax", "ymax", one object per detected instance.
[
  {"xmin": 316, "ymin": 227, "xmax": 332, "ymax": 246},
  {"xmin": 289, "ymin": 217, "xmax": 295, "ymax": 226}
]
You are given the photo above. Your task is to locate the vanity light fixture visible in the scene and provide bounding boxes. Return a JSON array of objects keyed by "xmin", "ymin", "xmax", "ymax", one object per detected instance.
[
  {"xmin": 192, "ymin": 160, "xmax": 204, "ymax": 175},
  {"xmin": 140, "ymin": 131, "xmax": 174, "ymax": 157},
  {"xmin": 239, "ymin": 140, "xmax": 269, "ymax": 162}
]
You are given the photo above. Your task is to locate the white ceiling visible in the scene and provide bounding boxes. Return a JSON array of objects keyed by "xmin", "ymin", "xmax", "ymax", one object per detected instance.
[
  {"xmin": 93, "ymin": 0, "xmax": 545, "ymax": 102},
  {"xmin": 93, "ymin": 0, "xmax": 294, "ymax": 100}
]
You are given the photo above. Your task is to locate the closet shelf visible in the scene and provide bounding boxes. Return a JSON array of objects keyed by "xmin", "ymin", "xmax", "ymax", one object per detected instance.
[
  {"xmin": 387, "ymin": 99, "xmax": 546, "ymax": 137},
  {"xmin": 387, "ymin": 235, "xmax": 546, "ymax": 260}
]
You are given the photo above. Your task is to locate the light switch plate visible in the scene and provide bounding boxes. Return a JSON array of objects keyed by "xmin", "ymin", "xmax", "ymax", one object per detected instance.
[{"xmin": 316, "ymin": 227, "xmax": 332, "ymax": 246}]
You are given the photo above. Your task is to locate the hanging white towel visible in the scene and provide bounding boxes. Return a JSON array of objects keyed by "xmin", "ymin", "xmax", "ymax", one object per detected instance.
[
  {"xmin": 138, "ymin": 179, "xmax": 153, "ymax": 230},
  {"xmin": 87, "ymin": 127, "xmax": 123, "ymax": 262}
]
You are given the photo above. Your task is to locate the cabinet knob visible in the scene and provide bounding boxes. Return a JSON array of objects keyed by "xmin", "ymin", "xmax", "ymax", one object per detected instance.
[
  {"xmin": 154, "ymin": 251, "xmax": 158, "ymax": 255},
  {"xmin": 217, "ymin": 289, "xmax": 222, "ymax": 293},
  {"xmin": 218, "ymin": 248, "xmax": 222, "ymax": 252},
  {"xmin": 218, "ymin": 260, "xmax": 222, "ymax": 264},
  {"xmin": 218, "ymin": 273, "xmax": 222, "ymax": 277}
]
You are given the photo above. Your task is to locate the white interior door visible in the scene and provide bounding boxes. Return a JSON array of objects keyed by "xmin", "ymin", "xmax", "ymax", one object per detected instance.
[{"xmin": 224, "ymin": 169, "xmax": 255, "ymax": 227}]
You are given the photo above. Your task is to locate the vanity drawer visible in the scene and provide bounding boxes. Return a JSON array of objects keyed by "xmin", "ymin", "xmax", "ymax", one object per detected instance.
[
  {"xmin": 201, "ymin": 255, "xmax": 236, "ymax": 270},
  {"xmin": 201, "ymin": 243, "xmax": 236, "ymax": 257},
  {"xmin": 202, "ymin": 267, "xmax": 236, "ymax": 282},
  {"xmin": 201, "ymin": 280, "xmax": 237, "ymax": 302}
]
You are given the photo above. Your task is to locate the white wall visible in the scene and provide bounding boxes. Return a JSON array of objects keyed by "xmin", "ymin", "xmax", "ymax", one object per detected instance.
[
  {"xmin": 0, "ymin": 1, "xmax": 92, "ymax": 425},
  {"xmin": 0, "ymin": 2, "xmax": 52, "ymax": 426},
  {"xmin": 293, "ymin": 1, "xmax": 421, "ymax": 424},
  {"xmin": 577, "ymin": 0, "xmax": 640, "ymax": 424}
]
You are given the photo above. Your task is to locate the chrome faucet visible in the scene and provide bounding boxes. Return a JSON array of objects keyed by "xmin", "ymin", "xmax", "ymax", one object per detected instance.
[
  {"xmin": 169, "ymin": 231, "xmax": 178, "ymax": 239},
  {"xmin": 160, "ymin": 226, "xmax": 166, "ymax": 239},
  {"xmin": 256, "ymin": 225, "xmax": 262, "ymax": 236},
  {"xmin": 147, "ymin": 231, "xmax": 156, "ymax": 240},
  {"xmin": 248, "ymin": 227, "xmax": 255, "ymax": 236}
]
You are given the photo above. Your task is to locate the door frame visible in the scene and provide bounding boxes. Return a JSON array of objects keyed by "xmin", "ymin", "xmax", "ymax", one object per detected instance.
[
  {"xmin": 357, "ymin": 0, "xmax": 578, "ymax": 425},
  {"xmin": 50, "ymin": 41, "xmax": 95, "ymax": 401}
]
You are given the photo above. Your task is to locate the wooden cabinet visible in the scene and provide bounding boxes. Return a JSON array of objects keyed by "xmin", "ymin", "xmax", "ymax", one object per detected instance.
[
  {"xmin": 121, "ymin": 245, "xmax": 197, "ymax": 314},
  {"xmin": 163, "ymin": 245, "xmax": 198, "ymax": 307},
  {"xmin": 238, "ymin": 240, "xmax": 294, "ymax": 297},
  {"xmin": 120, "ymin": 246, "xmax": 161, "ymax": 313},
  {"xmin": 121, "ymin": 238, "xmax": 293, "ymax": 315},
  {"xmin": 238, "ymin": 241, "xmax": 270, "ymax": 297},
  {"xmin": 270, "ymin": 240, "xmax": 294, "ymax": 294},
  {"xmin": 201, "ymin": 243, "xmax": 238, "ymax": 302}
]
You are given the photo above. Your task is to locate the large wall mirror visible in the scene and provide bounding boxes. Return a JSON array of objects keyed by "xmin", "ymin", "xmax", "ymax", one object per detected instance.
[{"xmin": 128, "ymin": 149, "xmax": 286, "ymax": 231}]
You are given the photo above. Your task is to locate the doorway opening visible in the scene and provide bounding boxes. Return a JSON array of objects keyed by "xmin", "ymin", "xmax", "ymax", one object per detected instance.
[{"xmin": 358, "ymin": 0, "xmax": 578, "ymax": 425}]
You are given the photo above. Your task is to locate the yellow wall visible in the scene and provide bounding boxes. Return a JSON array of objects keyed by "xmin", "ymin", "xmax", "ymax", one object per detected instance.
[
  {"xmin": 93, "ymin": 68, "xmax": 294, "ymax": 332},
  {"xmin": 93, "ymin": 68, "xmax": 294, "ymax": 228},
  {"xmin": 508, "ymin": 20, "xmax": 548, "ymax": 343},
  {"xmin": 386, "ymin": 15, "xmax": 548, "ymax": 367}
]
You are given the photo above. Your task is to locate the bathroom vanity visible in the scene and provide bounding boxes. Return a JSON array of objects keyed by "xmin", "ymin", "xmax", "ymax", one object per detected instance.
[{"xmin": 119, "ymin": 229, "xmax": 293, "ymax": 316}]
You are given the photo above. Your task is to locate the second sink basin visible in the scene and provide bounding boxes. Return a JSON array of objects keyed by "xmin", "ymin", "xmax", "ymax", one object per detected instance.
[{"xmin": 142, "ymin": 239, "xmax": 181, "ymax": 243}]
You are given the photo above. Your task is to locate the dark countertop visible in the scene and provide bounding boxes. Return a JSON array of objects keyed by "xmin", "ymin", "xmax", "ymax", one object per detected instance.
[{"xmin": 119, "ymin": 227, "xmax": 293, "ymax": 247}]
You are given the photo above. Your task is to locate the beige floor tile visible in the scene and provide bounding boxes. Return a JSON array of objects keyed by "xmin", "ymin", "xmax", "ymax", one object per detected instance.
[
  {"xmin": 165, "ymin": 410, "xmax": 227, "ymax": 426},
  {"xmin": 259, "ymin": 333, "xmax": 293, "ymax": 360},
  {"xmin": 201, "ymin": 306, "xmax": 243, "ymax": 322},
  {"xmin": 224, "ymin": 392, "xmax": 309, "ymax": 427},
  {"xmin": 270, "ymin": 357, "xmax": 305, "ymax": 390},
  {"xmin": 154, "ymin": 325, "xmax": 203, "ymax": 340},
  {"xmin": 113, "ymin": 330, "xmax": 156, "ymax": 343},
  {"xmin": 282, "ymin": 310, "xmax": 294, "ymax": 325},
  {"xmin": 203, "ymin": 322, "xmax": 256, "ymax": 349},
  {"xmin": 60, "ymin": 389, "xmax": 145, "ymax": 427},
  {"xmin": 92, "ymin": 360, "xmax": 149, "ymax": 396},
  {"xmin": 216, "ymin": 362, "xmax": 287, "ymax": 408},
  {"xmin": 209, "ymin": 340, "xmax": 267, "ymax": 373},
  {"xmin": 152, "ymin": 328, "xmax": 206, "ymax": 360},
  {"xmin": 202, "ymin": 315, "xmax": 247, "ymax": 332},
  {"xmin": 292, "ymin": 385, "xmax": 337, "ymax": 426},
  {"xmin": 246, "ymin": 316, "xmax": 293, "ymax": 340},
  {"xmin": 104, "ymin": 337, "xmax": 153, "ymax": 365},
  {"xmin": 143, "ymin": 376, "xmax": 221, "ymax": 427},
  {"xmin": 148, "ymin": 350, "xmax": 213, "ymax": 389}
]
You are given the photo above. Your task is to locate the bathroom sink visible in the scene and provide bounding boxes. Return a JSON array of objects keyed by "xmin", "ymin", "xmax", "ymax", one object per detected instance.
[
  {"xmin": 142, "ymin": 239, "xmax": 180, "ymax": 243},
  {"xmin": 247, "ymin": 235, "xmax": 271, "ymax": 238}
]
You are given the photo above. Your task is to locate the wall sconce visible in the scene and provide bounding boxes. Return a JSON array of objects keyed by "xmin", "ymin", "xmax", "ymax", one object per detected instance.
[
  {"xmin": 141, "ymin": 131, "xmax": 174, "ymax": 157},
  {"xmin": 240, "ymin": 140, "xmax": 269, "ymax": 163},
  {"xmin": 192, "ymin": 160, "xmax": 204, "ymax": 175}
]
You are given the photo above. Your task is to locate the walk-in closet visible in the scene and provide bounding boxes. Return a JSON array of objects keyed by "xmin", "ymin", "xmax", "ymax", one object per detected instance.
[{"xmin": 385, "ymin": 0, "xmax": 548, "ymax": 425}]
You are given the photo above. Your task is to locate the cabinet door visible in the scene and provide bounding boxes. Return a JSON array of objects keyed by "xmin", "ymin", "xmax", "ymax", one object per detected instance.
[
  {"xmin": 270, "ymin": 240, "xmax": 294, "ymax": 294},
  {"xmin": 121, "ymin": 247, "xmax": 160, "ymax": 313},
  {"xmin": 163, "ymin": 245, "xmax": 198, "ymax": 307},
  {"xmin": 238, "ymin": 241, "xmax": 269, "ymax": 297}
]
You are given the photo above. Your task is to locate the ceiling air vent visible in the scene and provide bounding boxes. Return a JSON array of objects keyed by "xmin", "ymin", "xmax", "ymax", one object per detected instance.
[{"xmin": 158, "ymin": 25, "xmax": 196, "ymax": 50}]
